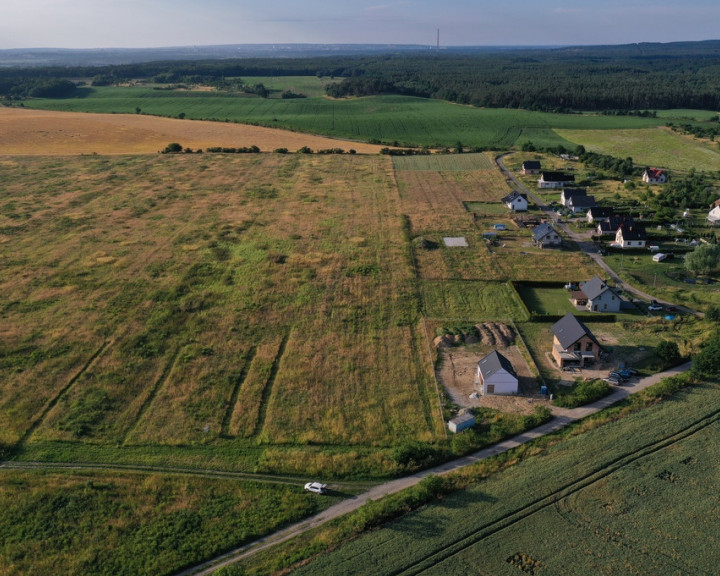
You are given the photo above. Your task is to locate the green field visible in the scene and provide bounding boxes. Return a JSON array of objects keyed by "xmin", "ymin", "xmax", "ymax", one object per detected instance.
[
  {"xmin": 556, "ymin": 126, "xmax": 720, "ymax": 172},
  {"xmin": 285, "ymin": 380, "xmax": 720, "ymax": 576},
  {"xmin": 26, "ymin": 87, "xmax": 669, "ymax": 149}
]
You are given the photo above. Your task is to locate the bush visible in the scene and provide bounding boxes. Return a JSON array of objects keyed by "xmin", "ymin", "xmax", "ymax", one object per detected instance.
[
  {"xmin": 162, "ymin": 142, "xmax": 183, "ymax": 154},
  {"xmin": 552, "ymin": 379, "xmax": 612, "ymax": 408},
  {"xmin": 692, "ymin": 333, "xmax": 720, "ymax": 378}
]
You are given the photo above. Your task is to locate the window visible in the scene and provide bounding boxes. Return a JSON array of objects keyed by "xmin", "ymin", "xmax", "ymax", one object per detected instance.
[
  {"xmin": 586, "ymin": 342, "xmax": 593, "ymax": 352},
  {"xmin": 574, "ymin": 342, "xmax": 581, "ymax": 351}
]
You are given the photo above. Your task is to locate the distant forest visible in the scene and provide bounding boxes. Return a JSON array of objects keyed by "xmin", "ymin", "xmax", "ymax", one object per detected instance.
[{"xmin": 4, "ymin": 41, "xmax": 720, "ymax": 112}]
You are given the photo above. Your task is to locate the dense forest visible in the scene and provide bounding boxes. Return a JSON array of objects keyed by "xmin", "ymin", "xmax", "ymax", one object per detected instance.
[{"xmin": 4, "ymin": 41, "xmax": 720, "ymax": 112}]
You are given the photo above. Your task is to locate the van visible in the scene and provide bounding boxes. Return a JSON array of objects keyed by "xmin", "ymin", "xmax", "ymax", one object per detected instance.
[
  {"xmin": 652, "ymin": 253, "xmax": 667, "ymax": 262},
  {"xmin": 649, "ymin": 245, "xmax": 660, "ymax": 252}
]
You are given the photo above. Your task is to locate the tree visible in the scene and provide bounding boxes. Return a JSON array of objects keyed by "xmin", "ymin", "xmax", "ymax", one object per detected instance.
[
  {"xmin": 692, "ymin": 333, "xmax": 720, "ymax": 378},
  {"xmin": 656, "ymin": 340, "xmax": 681, "ymax": 365},
  {"xmin": 685, "ymin": 243, "xmax": 720, "ymax": 276},
  {"xmin": 162, "ymin": 142, "xmax": 183, "ymax": 153}
]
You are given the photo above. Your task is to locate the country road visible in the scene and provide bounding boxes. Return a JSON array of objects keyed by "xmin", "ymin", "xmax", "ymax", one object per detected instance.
[{"xmin": 175, "ymin": 360, "xmax": 692, "ymax": 576}]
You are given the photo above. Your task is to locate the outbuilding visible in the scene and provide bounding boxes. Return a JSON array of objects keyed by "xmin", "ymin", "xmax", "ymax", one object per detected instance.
[{"xmin": 448, "ymin": 412, "xmax": 476, "ymax": 433}]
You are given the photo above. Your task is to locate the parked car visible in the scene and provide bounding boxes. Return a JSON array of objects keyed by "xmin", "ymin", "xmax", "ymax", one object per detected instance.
[
  {"xmin": 648, "ymin": 300, "xmax": 663, "ymax": 311},
  {"xmin": 304, "ymin": 482, "xmax": 327, "ymax": 494}
]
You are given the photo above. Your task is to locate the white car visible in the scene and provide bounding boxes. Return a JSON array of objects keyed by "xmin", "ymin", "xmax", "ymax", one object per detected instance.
[
  {"xmin": 648, "ymin": 302, "xmax": 663, "ymax": 311},
  {"xmin": 304, "ymin": 482, "xmax": 327, "ymax": 494}
]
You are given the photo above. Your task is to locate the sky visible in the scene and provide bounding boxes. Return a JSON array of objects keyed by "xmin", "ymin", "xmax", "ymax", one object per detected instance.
[{"xmin": 2, "ymin": 0, "xmax": 720, "ymax": 50}]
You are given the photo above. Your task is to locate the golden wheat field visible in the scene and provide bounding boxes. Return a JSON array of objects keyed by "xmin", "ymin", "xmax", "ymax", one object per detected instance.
[{"xmin": 0, "ymin": 108, "xmax": 385, "ymax": 155}]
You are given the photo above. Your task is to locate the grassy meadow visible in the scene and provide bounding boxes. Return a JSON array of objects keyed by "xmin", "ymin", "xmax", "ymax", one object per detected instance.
[
  {"xmin": 282, "ymin": 379, "xmax": 720, "ymax": 576},
  {"xmin": 0, "ymin": 153, "xmax": 444, "ymax": 472},
  {"xmin": 0, "ymin": 468, "xmax": 329, "ymax": 576}
]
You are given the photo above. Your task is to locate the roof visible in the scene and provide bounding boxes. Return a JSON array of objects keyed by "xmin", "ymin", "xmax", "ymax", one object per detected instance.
[
  {"xmin": 568, "ymin": 195, "xmax": 596, "ymax": 208},
  {"xmin": 449, "ymin": 412, "xmax": 476, "ymax": 426},
  {"xmin": 588, "ymin": 206, "xmax": 615, "ymax": 218},
  {"xmin": 541, "ymin": 171, "xmax": 575, "ymax": 183},
  {"xmin": 501, "ymin": 190, "xmax": 527, "ymax": 204},
  {"xmin": 522, "ymin": 161, "xmax": 541, "ymax": 170},
  {"xmin": 533, "ymin": 222, "xmax": 557, "ymax": 241},
  {"xmin": 570, "ymin": 290, "xmax": 587, "ymax": 301},
  {"xmin": 561, "ymin": 188, "xmax": 587, "ymax": 199},
  {"xmin": 580, "ymin": 276, "xmax": 615, "ymax": 301},
  {"xmin": 551, "ymin": 313, "xmax": 600, "ymax": 350},
  {"xmin": 617, "ymin": 222, "xmax": 647, "ymax": 241},
  {"xmin": 645, "ymin": 168, "xmax": 665, "ymax": 179},
  {"xmin": 477, "ymin": 350, "xmax": 517, "ymax": 380}
]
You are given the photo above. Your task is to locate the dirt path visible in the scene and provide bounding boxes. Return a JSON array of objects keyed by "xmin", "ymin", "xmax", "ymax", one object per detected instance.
[{"xmin": 175, "ymin": 361, "xmax": 692, "ymax": 576}]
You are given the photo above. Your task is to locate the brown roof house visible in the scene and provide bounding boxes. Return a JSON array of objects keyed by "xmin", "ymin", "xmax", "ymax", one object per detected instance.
[
  {"xmin": 551, "ymin": 313, "xmax": 602, "ymax": 368},
  {"xmin": 642, "ymin": 168, "xmax": 667, "ymax": 184}
]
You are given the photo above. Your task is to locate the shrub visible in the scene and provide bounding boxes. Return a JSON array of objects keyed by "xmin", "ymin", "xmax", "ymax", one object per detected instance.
[
  {"xmin": 552, "ymin": 379, "xmax": 612, "ymax": 408},
  {"xmin": 162, "ymin": 142, "xmax": 183, "ymax": 154}
]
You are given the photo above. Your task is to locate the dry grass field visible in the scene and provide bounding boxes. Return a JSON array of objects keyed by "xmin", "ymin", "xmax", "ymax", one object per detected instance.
[
  {"xmin": 0, "ymin": 152, "xmax": 442, "ymax": 465},
  {"xmin": 0, "ymin": 108, "xmax": 385, "ymax": 155}
]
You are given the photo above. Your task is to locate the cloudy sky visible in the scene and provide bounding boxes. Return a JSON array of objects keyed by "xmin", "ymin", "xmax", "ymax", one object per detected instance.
[{"xmin": 2, "ymin": 0, "xmax": 719, "ymax": 49}]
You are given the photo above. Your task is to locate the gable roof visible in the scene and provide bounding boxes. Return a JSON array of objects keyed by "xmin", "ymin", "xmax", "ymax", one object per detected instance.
[
  {"xmin": 533, "ymin": 221, "xmax": 557, "ymax": 241},
  {"xmin": 617, "ymin": 221, "xmax": 647, "ymax": 241},
  {"xmin": 580, "ymin": 276, "xmax": 615, "ymax": 301},
  {"xmin": 541, "ymin": 171, "xmax": 575, "ymax": 183},
  {"xmin": 522, "ymin": 161, "xmax": 541, "ymax": 170},
  {"xmin": 551, "ymin": 313, "xmax": 600, "ymax": 350},
  {"xmin": 501, "ymin": 190, "xmax": 527, "ymax": 204},
  {"xmin": 477, "ymin": 350, "xmax": 517, "ymax": 380},
  {"xmin": 588, "ymin": 206, "xmax": 614, "ymax": 219},
  {"xmin": 561, "ymin": 188, "xmax": 587, "ymax": 199},
  {"xmin": 645, "ymin": 168, "xmax": 665, "ymax": 179},
  {"xmin": 567, "ymin": 195, "xmax": 596, "ymax": 208}
]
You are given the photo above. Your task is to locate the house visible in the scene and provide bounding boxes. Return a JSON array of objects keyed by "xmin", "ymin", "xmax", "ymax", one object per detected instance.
[
  {"xmin": 539, "ymin": 171, "xmax": 575, "ymax": 189},
  {"xmin": 708, "ymin": 205, "xmax": 720, "ymax": 224},
  {"xmin": 577, "ymin": 276, "xmax": 622, "ymax": 312},
  {"xmin": 643, "ymin": 168, "xmax": 667, "ymax": 184},
  {"xmin": 475, "ymin": 350, "xmax": 519, "ymax": 396},
  {"xmin": 533, "ymin": 222, "xmax": 562, "ymax": 248},
  {"xmin": 586, "ymin": 206, "xmax": 614, "ymax": 224},
  {"xmin": 551, "ymin": 313, "xmax": 602, "ymax": 368},
  {"xmin": 597, "ymin": 215, "xmax": 632, "ymax": 236},
  {"xmin": 567, "ymin": 195, "xmax": 596, "ymax": 214},
  {"xmin": 501, "ymin": 190, "xmax": 529, "ymax": 212},
  {"xmin": 615, "ymin": 221, "xmax": 647, "ymax": 248},
  {"xmin": 522, "ymin": 160, "xmax": 542, "ymax": 175},
  {"xmin": 448, "ymin": 412, "xmax": 475, "ymax": 433},
  {"xmin": 560, "ymin": 188, "xmax": 587, "ymax": 207}
]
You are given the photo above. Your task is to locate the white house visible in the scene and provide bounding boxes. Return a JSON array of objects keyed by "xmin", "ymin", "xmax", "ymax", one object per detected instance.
[
  {"xmin": 560, "ymin": 188, "xmax": 587, "ymax": 207},
  {"xmin": 615, "ymin": 222, "xmax": 647, "ymax": 249},
  {"xmin": 577, "ymin": 276, "xmax": 622, "ymax": 313},
  {"xmin": 475, "ymin": 350, "xmax": 519, "ymax": 395},
  {"xmin": 708, "ymin": 206, "xmax": 720, "ymax": 224},
  {"xmin": 501, "ymin": 191, "xmax": 529, "ymax": 212},
  {"xmin": 567, "ymin": 195, "xmax": 596, "ymax": 214},
  {"xmin": 643, "ymin": 168, "xmax": 667, "ymax": 184},
  {"xmin": 538, "ymin": 172, "xmax": 575, "ymax": 189},
  {"xmin": 586, "ymin": 206, "xmax": 614, "ymax": 224}
]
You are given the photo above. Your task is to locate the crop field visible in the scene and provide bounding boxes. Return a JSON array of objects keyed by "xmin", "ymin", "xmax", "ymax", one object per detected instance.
[
  {"xmin": 0, "ymin": 107, "xmax": 385, "ymax": 155},
  {"xmin": 288, "ymin": 380, "xmax": 720, "ymax": 576},
  {"xmin": 421, "ymin": 281, "xmax": 525, "ymax": 321},
  {"xmin": 26, "ymin": 88, "xmax": 673, "ymax": 149},
  {"xmin": 0, "ymin": 153, "xmax": 446, "ymax": 472},
  {"xmin": 556, "ymin": 126, "xmax": 720, "ymax": 172},
  {"xmin": 391, "ymin": 153, "xmax": 495, "ymax": 171},
  {"xmin": 0, "ymin": 468, "xmax": 327, "ymax": 576}
]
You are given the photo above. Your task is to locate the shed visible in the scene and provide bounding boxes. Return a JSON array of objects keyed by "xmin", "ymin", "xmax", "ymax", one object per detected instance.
[{"xmin": 448, "ymin": 412, "xmax": 476, "ymax": 433}]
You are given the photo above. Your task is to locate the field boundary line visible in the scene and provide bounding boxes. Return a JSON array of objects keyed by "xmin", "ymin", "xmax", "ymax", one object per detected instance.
[
  {"xmin": 253, "ymin": 332, "xmax": 290, "ymax": 438},
  {"xmin": 220, "ymin": 346, "xmax": 257, "ymax": 437},
  {"xmin": 510, "ymin": 319, "xmax": 545, "ymax": 388},
  {"xmin": 15, "ymin": 340, "xmax": 112, "ymax": 449},
  {"xmin": 122, "ymin": 347, "xmax": 182, "ymax": 445}
]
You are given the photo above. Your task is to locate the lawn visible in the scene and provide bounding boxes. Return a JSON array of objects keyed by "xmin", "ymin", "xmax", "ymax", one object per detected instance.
[{"xmin": 515, "ymin": 285, "xmax": 644, "ymax": 321}]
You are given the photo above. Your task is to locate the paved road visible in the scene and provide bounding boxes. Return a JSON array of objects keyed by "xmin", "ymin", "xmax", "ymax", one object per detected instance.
[{"xmin": 177, "ymin": 361, "xmax": 692, "ymax": 576}]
